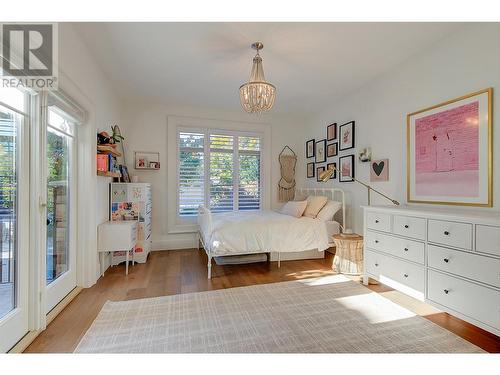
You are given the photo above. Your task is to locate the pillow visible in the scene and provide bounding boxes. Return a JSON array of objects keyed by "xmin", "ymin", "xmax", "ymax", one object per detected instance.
[
  {"xmin": 316, "ymin": 200, "xmax": 342, "ymax": 221},
  {"xmin": 303, "ymin": 195, "xmax": 328, "ymax": 218},
  {"xmin": 281, "ymin": 200, "xmax": 308, "ymax": 218}
]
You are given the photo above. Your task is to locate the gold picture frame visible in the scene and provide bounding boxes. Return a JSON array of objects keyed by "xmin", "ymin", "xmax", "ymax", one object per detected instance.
[{"xmin": 406, "ymin": 88, "xmax": 493, "ymax": 207}]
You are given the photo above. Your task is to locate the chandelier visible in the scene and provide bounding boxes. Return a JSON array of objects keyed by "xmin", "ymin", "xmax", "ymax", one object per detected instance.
[{"xmin": 239, "ymin": 42, "xmax": 276, "ymax": 113}]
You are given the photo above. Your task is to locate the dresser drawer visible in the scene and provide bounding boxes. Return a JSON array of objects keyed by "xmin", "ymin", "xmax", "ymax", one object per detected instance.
[
  {"xmin": 428, "ymin": 270, "xmax": 500, "ymax": 330},
  {"xmin": 476, "ymin": 225, "xmax": 500, "ymax": 257},
  {"xmin": 393, "ymin": 215, "xmax": 426, "ymax": 240},
  {"xmin": 366, "ymin": 212, "xmax": 391, "ymax": 232},
  {"xmin": 365, "ymin": 230, "xmax": 425, "ymax": 264},
  {"xmin": 428, "ymin": 219, "xmax": 472, "ymax": 250},
  {"xmin": 365, "ymin": 249, "xmax": 425, "ymax": 294},
  {"xmin": 428, "ymin": 244, "xmax": 500, "ymax": 288}
]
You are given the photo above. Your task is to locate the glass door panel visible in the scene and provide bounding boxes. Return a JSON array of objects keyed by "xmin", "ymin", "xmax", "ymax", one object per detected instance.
[
  {"xmin": 0, "ymin": 90, "xmax": 29, "ymax": 353},
  {"xmin": 45, "ymin": 108, "xmax": 76, "ymax": 313}
]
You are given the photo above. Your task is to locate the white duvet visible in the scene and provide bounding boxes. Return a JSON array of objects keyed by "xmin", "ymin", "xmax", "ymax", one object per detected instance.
[{"xmin": 204, "ymin": 210, "xmax": 330, "ymax": 256}]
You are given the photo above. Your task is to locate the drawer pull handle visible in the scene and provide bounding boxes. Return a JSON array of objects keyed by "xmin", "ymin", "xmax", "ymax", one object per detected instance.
[
  {"xmin": 375, "ymin": 240, "xmax": 379, "ymax": 243},
  {"xmin": 375, "ymin": 263, "xmax": 379, "ymax": 267},
  {"xmin": 404, "ymin": 247, "xmax": 409, "ymax": 252},
  {"xmin": 444, "ymin": 231, "xmax": 450, "ymax": 236},
  {"xmin": 375, "ymin": 220, "xmax": 379, "ymax": 223},
  {"xmin": 404, "ymin": 224, "xmax": 409, "ymax": 228},
  {"xmin": 444, "ymin": 289, "xmax": 449, "ymax": 294},
  {"xmin": 443, "ymin": 258, "xmax": 449, "ymax": 263},
  {"xmin": 403, "ymin": 273, "xmax": 408, "ymax": 278}
]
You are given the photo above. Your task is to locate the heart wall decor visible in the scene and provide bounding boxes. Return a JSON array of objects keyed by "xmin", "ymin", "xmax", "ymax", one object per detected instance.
[{"xmin": 370, "ymin": 159, "xmax": 389, "ymax": 182}]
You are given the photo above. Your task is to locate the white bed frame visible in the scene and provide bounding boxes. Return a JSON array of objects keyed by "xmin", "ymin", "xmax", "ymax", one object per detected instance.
[{"xmin": 198, "ymin": 187, "xmax": 346, "ymax": 279}]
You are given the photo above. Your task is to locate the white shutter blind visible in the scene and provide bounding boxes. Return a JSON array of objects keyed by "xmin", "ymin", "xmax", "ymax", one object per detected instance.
[
  {"xmin": 178, "ymin": 132, "xmax": 205, "ymax": 217},
  {"xmin": 238, "ymin": 136, "xmax": 261, "ymax": 210},
  {"xmin": 209, "ymin": 134, "xmax": 234, "ymax": 212}
]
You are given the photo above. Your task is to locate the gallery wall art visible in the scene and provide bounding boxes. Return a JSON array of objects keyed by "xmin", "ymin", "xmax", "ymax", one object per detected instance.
[
  {"xmin": 370, "ymin": 159, "xmax": 389, "ymax": 182},
  {"xmin": 339, "ymin": 154, "xmax": 355, "ymax": 182},
  {"xmin": 339, "ymin": 121, "xmax": 355, "ymax": 151},
  {"xmin": 407, "ymin": 88, "xmax": 492, "ymax": 206}
]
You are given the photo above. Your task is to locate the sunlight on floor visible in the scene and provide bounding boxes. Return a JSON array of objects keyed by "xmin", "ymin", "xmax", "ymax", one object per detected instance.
[
  {"xmin": 335, "ymin": 292, "xmax": 416, "ymax": 324},
  {"xmin": 296, "ymin": 274, "xmax": 352, "ymax": 286},
  {"xmin": 285, "ymin": 269, "xmax": 336, "ymax": 279}
]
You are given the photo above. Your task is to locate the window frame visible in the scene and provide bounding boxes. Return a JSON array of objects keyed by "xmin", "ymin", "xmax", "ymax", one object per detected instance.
[{"xmin": 167, "ymin": 116, "xmax": 271, "ymax": 234}]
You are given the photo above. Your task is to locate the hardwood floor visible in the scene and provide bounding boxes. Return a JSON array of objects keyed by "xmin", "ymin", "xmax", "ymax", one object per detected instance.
[{"xmin": 25, "ymin": 250, "xmax": 500, "ymax": 353}]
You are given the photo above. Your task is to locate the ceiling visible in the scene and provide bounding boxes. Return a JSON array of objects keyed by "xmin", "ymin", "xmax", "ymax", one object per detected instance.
[{"xmin": 74, "ymin": 22, "xmax": 466, "ymax": 116}]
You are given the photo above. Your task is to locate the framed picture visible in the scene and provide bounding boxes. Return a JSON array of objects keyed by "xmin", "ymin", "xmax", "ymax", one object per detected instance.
[
  {"xmin": 339, "ymin": 121, "xmax": 355, "ymax": 151},
  {"xmin": 316, "ymin": 166, "xmax": 325, "ymax": 182},
  {"xmin": 407, "ymin": 88, "xmax": 492, "ymax": 206},
  {"xmin": 306, "ymin": 139, "xmax": 315, "ymax": 158},
  {"xmin": 307, "ymin": 162, "xmax": 315, "ymax": 178},
  {"xmin": 315, "ymin": 139, "xmax": 326, "ymax": 163},
  {"xmin": 327, "ymin": 142, "xmax": 338, "ymax": 157},
  {"xmin": 326, "ymin": 162, "xmax": 337, "ymax": 179},
  {"xmin": 339, "ymin": 155, "xmax": 355, "ymax": 182},
  {"xmin": 370, "ymin": 159, "xmax": 389, "ymax": 182},
  {"xmin": 327, "ymin": 123, "xmax": 337, "ymax": 141},
  {"xmin": 135, "ymin": 151, "xmax": 160, "ymax": 170}
]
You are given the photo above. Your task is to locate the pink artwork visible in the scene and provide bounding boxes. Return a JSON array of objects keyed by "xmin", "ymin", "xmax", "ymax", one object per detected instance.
[
  {"xmin": 370, "ymin": 159, "xmax": 389, "ymax": 182},
  {"xmin": 414, "ymin": 101, "xmax": 479, "ymax": 197}
]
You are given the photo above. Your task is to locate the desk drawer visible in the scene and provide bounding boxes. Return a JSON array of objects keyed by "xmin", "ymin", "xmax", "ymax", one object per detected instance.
[
  {"xmin": 365, "ymin": 230, "xmax": 425, "ymax": 264},
  {"xmin": 366, "ymin": 212, "xmax": 391, "ymax": 232},
  {"xmin": 365, "ymin": 249, "xmax": 424, "ymax": 293},
  {"xmin": 393, "ymin": 215, "xmax": 426, "ymax": 240},
  {"xmin": 428, "ymin": 219, "xmax": 472, "ymax": 250},
  {"xmin": 428, "ymin": 244, "xmax": 500, "ymax": 288},
  {"xmin": 428, "ymin": 270, "xmax": 500, "ymax": 330}
]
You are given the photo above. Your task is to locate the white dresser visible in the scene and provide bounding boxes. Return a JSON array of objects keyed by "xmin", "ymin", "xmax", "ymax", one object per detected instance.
[
  {"xmin": 363, "ymin": 205, "xmax": 500, "ymax": 336},
  {"xmin": 110, "ymin": 183, "xmax": 152, "ymax": 264}
]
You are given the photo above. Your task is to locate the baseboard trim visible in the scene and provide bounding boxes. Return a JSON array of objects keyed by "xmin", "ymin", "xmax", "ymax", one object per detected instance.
[{"xmin": 152, "ymin": 238, "xmax": 197, "ymax": 251}]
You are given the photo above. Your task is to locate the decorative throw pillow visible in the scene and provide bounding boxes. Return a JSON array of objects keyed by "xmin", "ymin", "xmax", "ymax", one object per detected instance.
[
  {"xmin": 303, "ymin": 196, "xmax": 328, "ymax": 218},
  {"xmin": 281, "ymin": 200, "xmax": 308, "ymax": 218},
  {"xmin": 316, "ymin": 200, "xmax": 343, "ymax": 221}
]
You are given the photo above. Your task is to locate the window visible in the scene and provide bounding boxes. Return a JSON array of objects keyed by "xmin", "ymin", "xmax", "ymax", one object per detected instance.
[{"xmin": 178, "ymin": 130, "xmax": 262, "ymax": 217}]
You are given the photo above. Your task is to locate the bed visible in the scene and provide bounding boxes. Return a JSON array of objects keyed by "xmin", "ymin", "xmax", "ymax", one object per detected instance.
[{"xmin": 198, "ymin": 187, "xmax": 345, "ymax": 278}]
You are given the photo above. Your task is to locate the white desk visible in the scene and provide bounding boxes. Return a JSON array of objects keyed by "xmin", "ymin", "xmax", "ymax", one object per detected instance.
[{"xmin": 97, "ymin": 221, "xmax": 138, "ymax": 276}]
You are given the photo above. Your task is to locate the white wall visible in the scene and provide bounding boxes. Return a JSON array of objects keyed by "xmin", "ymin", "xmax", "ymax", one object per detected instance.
[
  {"xmin": 119, "ymin": 100, "xmax": 307, "ymax": 250},
  {"xmin": 302, "ymin": 23, "xmax": 500, "ymax": 233},
  {"xmin": 58, "ymin": 23, "xmax": 124, "ymax": 286}
]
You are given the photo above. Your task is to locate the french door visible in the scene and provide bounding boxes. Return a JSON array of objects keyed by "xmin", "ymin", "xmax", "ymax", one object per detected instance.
[
  {"xmin": 43, "ymin": 106, "xmax": 77, "ymax": 313},
  {"xmin": 0, "ymin": 88, "xmax": 30, "ymax": 352}
]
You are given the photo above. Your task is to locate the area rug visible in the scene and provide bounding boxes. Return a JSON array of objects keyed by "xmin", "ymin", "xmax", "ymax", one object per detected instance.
[{"xmin": 75, "ymin": 275, "xmax": 483, "ymax": 353}]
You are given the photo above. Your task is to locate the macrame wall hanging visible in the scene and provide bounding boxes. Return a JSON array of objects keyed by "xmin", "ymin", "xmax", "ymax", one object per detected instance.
[{"xmin": 278, "ymin": 145, "xmax": 297, "ymax": 202}]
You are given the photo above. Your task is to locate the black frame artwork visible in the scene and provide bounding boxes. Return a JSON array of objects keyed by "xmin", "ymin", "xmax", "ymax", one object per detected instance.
[
  {"xmin": 327, "ymin": 142, "xmax": 338, "ymax": 157},
  {"xmin": 326, "ymin": 162, "xmax": 337, "ymax": 179},
  {"xmin": 327, "ymin": 123, "xmax": 337, "ymax": 141},
  {"xmin": 306, "ymin": 139, "xmax": 315, "ymax": 158},
  {"xmin": 316, "ymin": 166, "xmax": 325, "ymax": 182},
  {"xmin": 339, "ymin": 154, "xmax": 355, "ymax": 182},
  {"xmin": 315, "ymin": 139, "xmax": 326, "ymax": 163},
  {"xmin": 339, "ymin": 121, "xmax": 355, "ymax": 151},
  {"xmin": 307, "ymin": 162, "xmax": 315, "ymax": 178}
]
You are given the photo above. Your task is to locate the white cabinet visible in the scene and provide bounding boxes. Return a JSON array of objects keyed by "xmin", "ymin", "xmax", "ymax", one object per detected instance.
[
  {"xmin": 363, "ymin": 205, "xmax": 500, "ymax": 336},
  {"xmin": 110, "ymin": 183, "xmax": 152, "ymax": 265}
]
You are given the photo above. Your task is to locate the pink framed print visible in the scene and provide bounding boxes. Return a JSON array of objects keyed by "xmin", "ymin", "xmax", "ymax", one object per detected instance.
[{"xmin": 407, "ymin": 88, "xmax": 492, "ymax": 206}]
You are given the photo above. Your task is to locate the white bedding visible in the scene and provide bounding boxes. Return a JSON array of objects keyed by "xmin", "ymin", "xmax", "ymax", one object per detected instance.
[{"xmin": 203, "ymin": 210, "xmax": 331, "ymax": 256}]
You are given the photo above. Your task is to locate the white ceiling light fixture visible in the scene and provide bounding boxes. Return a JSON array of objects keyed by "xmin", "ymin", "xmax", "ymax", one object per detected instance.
[{"xmin": 239, "ymin": 42, "xmax": 276, "ymax": 114}]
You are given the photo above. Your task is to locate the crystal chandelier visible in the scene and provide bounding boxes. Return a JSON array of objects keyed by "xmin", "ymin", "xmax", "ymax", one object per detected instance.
[{"xmin": 239, "ymin": 42, "xmax": 276, "ymax": 113}]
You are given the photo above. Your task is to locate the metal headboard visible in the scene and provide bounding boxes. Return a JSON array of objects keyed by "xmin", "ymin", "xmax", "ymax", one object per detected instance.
[{"xmin": 295, "ymin": 187, "xmax": 346, "ymax": 229}]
